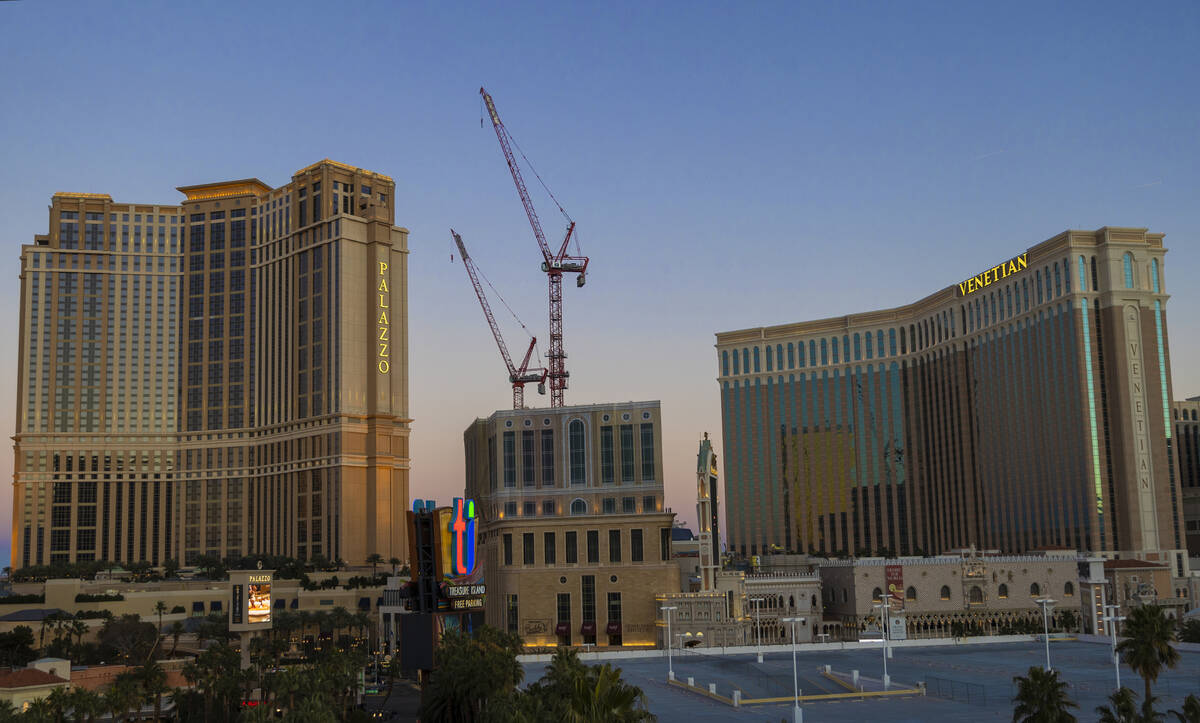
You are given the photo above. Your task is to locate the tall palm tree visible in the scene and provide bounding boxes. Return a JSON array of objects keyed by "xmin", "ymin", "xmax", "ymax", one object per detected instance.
[
  {"xmin": 1170, "ymin": 694, "xmax": 1200, "ymax": 723},
  {"xmin": 1012, "ymin": 666, "xmax": 1078, "ymax": 723},
  {"xmin": 104, "ymin": 673, "xmax": 142, "ymax": 723},
  {"xmin": 366, "ymin": 553, "xmax": 383, "ymax": 578},
  {"xmin": 168, "ymin": 620, "xmax": 185, "ymax": 657},
  {"xmin": 568, "ymin": 662, "xmax": 654, "ymax": 722},
  {"xmin": 388, "ymin": 557, "xmax": 401, "ymax": 576},
  {"xmin": 66, "ymin": 686, "xmax": 104, "ymax": 723},
  {"xmin": 45, "ymin": 685, "xmax": 70, "ymax": 723},
  {"xmin": 153, "ymin": 601, "xmax": 167, "ymax": 643},
  {"xmin": 1116, "ymin": 604, "xmax": 1180, "ymax": 708}
]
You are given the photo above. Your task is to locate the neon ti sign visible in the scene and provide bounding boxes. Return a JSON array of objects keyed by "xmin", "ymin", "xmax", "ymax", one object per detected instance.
[{"xmin": 450, "ymin": 497, "xmax": 478, "ymax": 577}]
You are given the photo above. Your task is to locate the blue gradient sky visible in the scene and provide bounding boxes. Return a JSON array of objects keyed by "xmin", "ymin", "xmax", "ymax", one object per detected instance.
[{"xmin": 2, "ymin": 1, "xmax": 1198, "ymax": 567}]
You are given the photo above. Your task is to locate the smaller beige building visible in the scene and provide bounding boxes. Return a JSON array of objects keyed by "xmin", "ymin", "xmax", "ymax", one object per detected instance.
[
  {"xmin": 816, "ymin": 550, "xmax": 1099, "ymax": 640},
  {"xmin": 465, "ymin": 402, "xmax": 679, "ymax": 648},
  {"xmin": 0, "ymin": 666, "xmax": 68, "ymax": 712}
]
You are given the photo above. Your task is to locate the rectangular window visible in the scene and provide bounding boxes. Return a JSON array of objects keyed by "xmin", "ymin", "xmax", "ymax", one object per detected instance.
[
  {"xmin": 586, "ymin": 530, "xmax": 599, "ymax": 563},
  {"xmin": 541, "ymin": 430, "xmax": 554, "ymax": 485},
  {"xmin": 542, "ymin": 500, "xmax": 555, "ymax": 516},
  {"xmin": 522, "ymin": 431, "xmax": 535, "ymax": 487},
  {"xmin": 557, "ymin": 593, "xmax": 571, "ymax": 625},
  {"xmin": 503, "ymin": 533, "xmax": 513, "ymax": 565},
  {"xmin": 622, "ymin": 497, "xmax": 636, "ymax": 513},
  {"xmin": 607, "ymin": 592, "xmax": 621, "ymax": 624},
  {"xmin": 600, "ymin": 426, "xmax": 614, "ymax": 484},
  {"xmin": 503, "ymin": 431, "xmax": 515, "ymax": 488},
  {"xmin": 581, "ymin": 575, "xmax": 596, "ymax": 623},
  {"xmin": 631, "ymin": 529, "xmax": 644, "ymax": 562},
  {"xmin": 640, "ymin": 423, "xmax": 655, "ymax": 480},
  {"xmin": 642, "ymin": 495, "xmax": 656, "ymax": 512},
  {"xmin": 523, "ymin": 533, "xmax": 534, "ymax": 565},
  {"xmin": 566, "ymin": 531, "xmax": 578, "ymax": 564},
  {"xmin": 620, "ymin": 425, "xmax": 634, "ymax": 482},
  {"xmin": 523, "ymin": 501, "xmax": 536, "ymax": 517},
  {"xmin": 544, "ymin": 531, "xmax": 556, "ymax": 564},
  {"xmin": 602, "ymin": 498, "xmax": 616, "ymax": 514},
  {"xmin": 506, "ymin": 594, "xmax": 519, "ymax": 634},
  {"xmin": 608, "ymin": 529, "xmax": 621, "ymax": 563},
  {"xmin": 660, "ymin": 527, "xmax": 671, "ymax": 561}
]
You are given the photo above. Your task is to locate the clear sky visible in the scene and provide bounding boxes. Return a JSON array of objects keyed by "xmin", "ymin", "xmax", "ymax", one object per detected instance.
[{"xmin": 2, "ymin": 1, "xmax": 1198, "ymax": 568}]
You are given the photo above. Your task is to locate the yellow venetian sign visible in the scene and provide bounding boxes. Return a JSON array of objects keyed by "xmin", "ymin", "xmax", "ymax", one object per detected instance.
[
  {"xmin": 957, "ymin": 252, "xmax": 1028, "ymax": 297},
  {"xmin": 377, "ymin": 261, "xmax": 391, "ymax": 374}
]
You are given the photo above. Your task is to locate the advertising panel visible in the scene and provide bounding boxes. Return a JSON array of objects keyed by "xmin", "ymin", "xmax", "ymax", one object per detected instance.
[
  {"xmin": 889, "ymin": 614, "xmax": 907, "ymax": 641},
  {"xmin": 229, "ymin": 570, "xmax": 274, "ymax": 632},
  {"xmin": 885, "ymin": 564, "xmax": 904, "ymax": 609}
]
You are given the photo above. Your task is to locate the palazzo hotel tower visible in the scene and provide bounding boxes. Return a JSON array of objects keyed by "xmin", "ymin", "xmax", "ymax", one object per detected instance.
[
  {"xmin": 717, "ymin": 228, "xmax": 1189, "ymax": 579},
  {"xmin": 12, "ymin": 160, "xmax": 411, "ymax": 569}
]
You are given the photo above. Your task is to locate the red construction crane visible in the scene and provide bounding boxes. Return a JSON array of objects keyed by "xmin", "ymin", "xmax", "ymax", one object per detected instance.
[
  {"xmin": 452, "ymin": 229, "xmax": 547, "ymax": 409},
  {"xmin": 480, "ymin": 87, "xmax": 588, "ymax": 408}
]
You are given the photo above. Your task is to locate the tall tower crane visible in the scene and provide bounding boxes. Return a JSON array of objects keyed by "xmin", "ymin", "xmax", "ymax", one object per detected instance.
[
  {"xmin": 452, "ymin": 229, "xmax": 547, "ymax": 409},
  {"xmin": 480, "ymin": 87, "xmax": 589, "ymax": 408}
]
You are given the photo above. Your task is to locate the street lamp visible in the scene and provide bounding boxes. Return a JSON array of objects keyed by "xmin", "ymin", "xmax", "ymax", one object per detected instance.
[
  {"xmin": 1034, "ymin": 597, "xmax": 1056, "ymax": 671},
  {"xmin": 782, "ymin": 617, "xmax": 806, "ymax": 723},
  {"xmin": 661, "ymin": 606, "xmax": 677, "ymax": 681},
  {"xmin": 873, "ymin": 596, "xmax": 891, "ymax": 689},
  {"xmin": 750, "ymin": 597, "xmax": 764, "ymax": 663},
  {"xmin": 1102, "ymin": 601, "xmax": 1125, "ymax": 690}
]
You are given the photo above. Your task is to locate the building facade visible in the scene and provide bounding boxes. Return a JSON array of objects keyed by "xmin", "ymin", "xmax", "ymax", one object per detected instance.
[
  {"xmin": 12, "ymin": 160, "xmax": 411, "ymax": 569},
  {"xmin": 716, "ymin": 227, "xmax": 1188, "ymax": 579},
  {"xmin": 816, "ymin": 551, "xmax": 1100, "ymax": 641},
  {"xmin": 464, "ymin": 401, "xmax": 679, "ymax": 648},
  {"xmin": 1173, "ymin": 399, "xmax": 1200, "ymax": 556}
]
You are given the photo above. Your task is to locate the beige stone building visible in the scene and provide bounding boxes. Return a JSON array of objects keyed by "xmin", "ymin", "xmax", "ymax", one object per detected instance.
[
  {"xmin": 1174, "ymin": 399, "xmax": 1200, "ymax": 557},
  {"xmin": 464, "ymin": 402, "xmax": 679, "ymax": 648},
  {"xmin": 816, "ymin": 550, "xmax": 1101, "ymax": 640},
  {"xmin": 11, "ymin": 159, "xmax": 410, "ymax": 569}
]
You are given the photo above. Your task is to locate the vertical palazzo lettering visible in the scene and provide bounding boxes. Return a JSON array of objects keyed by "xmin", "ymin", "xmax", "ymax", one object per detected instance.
[{"xmin": 377, "ymin": 261, "xmax": 391, "ymax": 374}]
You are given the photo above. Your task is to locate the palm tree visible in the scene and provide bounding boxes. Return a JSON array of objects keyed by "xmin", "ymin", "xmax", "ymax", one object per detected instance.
[
  {"xmin": 45, "ymin": 685, "xmax": 71, "ymax": 723},
  {"xmin": 1096, "ymin": 687, "xmax": 1142, "ymax": 723},
  {"xmin": 1012, "ymin": 666, "xmax": 1078, "ymax": 723},
  {"xmin": 1116, "ymin": 605, "xmax": 1180, "ymax": 708},
  {"xmin": 136, "ymin": 658, "xmax": 169, "ymax": 722},
  {"xmin": 366, "ymin": 553, "xmax": 383, "ymax": 578},
  {"xmin": 104, "ymin": 673, "xmax": 142, "ymax": 723},
  {"xmin": 388, "ymin": 557, "xmax": 401, "ymax": 576},
  {"xmin": 1170, "ymin": 694, "xmax": 1200, "ymax": 723},
  {"xmin": 0, "ymin": 700, "xmax": 18, "ymax": 723},
  {"xmin": 569, "ymin": 662, "xmax": 654, "ymax": 721},
  {"xmin": 69, "ymin": 619, "xmax": 89, "ymax": 653},
  {"xmin": 154, "ymin": 601, "xmax": 168, "ymax": 643},
  {"xmin": 66, "ymin": 686, "xmax": 104, "ymax": 723},
  {"xmin": 352, "ymin": 611, "xmax": 372, "ymax": 649},
  {"xmin": 168, "ymin": 620, "xmax": 185, "ymax": 657}
]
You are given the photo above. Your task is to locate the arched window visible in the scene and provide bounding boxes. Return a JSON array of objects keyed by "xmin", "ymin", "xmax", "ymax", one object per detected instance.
[
  {"xmin": 1078, "ymin": 255, "xmax": 1088, "ymax": 292},
  {"xmin": 906, "ymin": 586, "xmax": 916, "ymax": 601},
  {"xmin": 1123, "ymin": 253, "xmax": 1134, "ymax": 288},
  {"xmin": 1151, "ymin": 258, "xmax": 1160, "ymax": 293},
  {"xmin": 940, "ymin": 586, "xmax": 951, "ymax": 601},
  {"xmin": 969, "ymin": 586, "xmax": 983, "ymax": 604},
  {"xmin": 1030, "ymin": 582, "xmax": 1041, "ymax": 596},
  {"xmin": 872, "ymin": 587, "xmax": 883, "ymax": 602},
  {"xmin": 570, "ymin": 498, "xmax": 587, "ymax": 516},
  {"xmin": 1064, "ymin": 581, "xmax": 1074, "ymax": 597},
  {"xmin": 841, "ymin": 589, "xmax": 848, "ymax": 603},
  {"xmin": 998, "ymin": 584, "xmax": 1009, "ymax": 599},
  {"xmin": 568, "ymin": 419, "xmax": 586, "ymax": 484},
  {"xmin": 789, "ymin": 595, "xmax": 795, "ymax": 610},
  {"xmin": 811, "ymin": 594, "xmax": 817, "ymax": 609}
]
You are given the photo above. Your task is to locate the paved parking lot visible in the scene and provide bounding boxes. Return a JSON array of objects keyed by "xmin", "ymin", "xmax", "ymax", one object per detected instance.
[{"xmin": 522, "ymin": 639, "xmax": 1200, "ymax": 722}]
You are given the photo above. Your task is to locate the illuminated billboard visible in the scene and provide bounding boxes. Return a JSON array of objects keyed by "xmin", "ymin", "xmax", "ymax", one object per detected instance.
[{"xmin": 230, "ymin": 570, "xmax": 274, "ymax": 631}]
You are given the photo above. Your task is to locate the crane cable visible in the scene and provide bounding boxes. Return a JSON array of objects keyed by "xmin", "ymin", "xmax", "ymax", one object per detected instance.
[{"xmin": 453, "ymin": 237, "xmax": 544, "ymax": 367}]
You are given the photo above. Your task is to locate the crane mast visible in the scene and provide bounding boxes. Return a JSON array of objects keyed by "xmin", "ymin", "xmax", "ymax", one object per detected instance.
[
  {"xmin": 452, "ymin": 229, "xmax": 547, "ymax": 409},
  {"xmin": 480, "ymin": 87, "xmax": 588, "ymax": 408}
]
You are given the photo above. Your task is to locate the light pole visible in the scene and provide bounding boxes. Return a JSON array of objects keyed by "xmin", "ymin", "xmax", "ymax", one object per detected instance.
[
  {"xmin": 783, "ymin": 616, "xmax": 806, "ymax": 723},
  {"xmin": 1034, "ymin": 597, "xmax": 1056, "ymax": 671},
  {"xmin": 1102, "ymin": 600, "xmax": 1125, "ymax": 690},
  {"xmin": 661, "ymin": 606, "xmax": 677, "ymax": 681},
  {"xmin": 873, "ymin": 596, "xmax": 891, "ymax": 689},
  {"xmin": 750, "ymin": 597, "xmax": 763, "ymax": 663}
]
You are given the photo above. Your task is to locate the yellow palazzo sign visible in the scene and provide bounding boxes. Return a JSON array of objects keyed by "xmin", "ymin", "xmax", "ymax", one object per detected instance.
[
  {"xmin": 957, "ymin": 252, "xmax": 1028, "ymax": 297},
  {"xmin": 377, "ymin": 261, "xmax": 391, "ymax": 374}
]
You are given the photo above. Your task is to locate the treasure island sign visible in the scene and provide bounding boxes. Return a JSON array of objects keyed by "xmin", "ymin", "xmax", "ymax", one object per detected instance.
[{"xmin": 957, "ymin": 252, "xmax": 1028, "ymax": 297}]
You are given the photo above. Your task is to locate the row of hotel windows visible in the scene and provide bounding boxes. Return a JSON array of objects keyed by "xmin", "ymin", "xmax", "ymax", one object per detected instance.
[
  {"xmin": 501, "ymin": 495, "xmax": 659, "ymax": 518},
  {"xmin": 501, "ymin": 527, "xmax": 672, "ymax": 566},
  {"xmin": 722, "ymin": 253, "xmax": 1163, "ymax": 378},
  {"xmin": 499, "ymin": 422, "xmax": 656, "ymax": 487},
  {"xmin": 828, "ymin": 580, "xmax": 1077, "ymax": 604}
]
